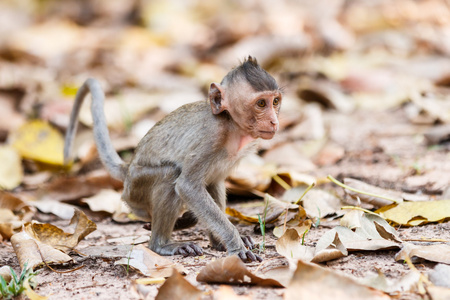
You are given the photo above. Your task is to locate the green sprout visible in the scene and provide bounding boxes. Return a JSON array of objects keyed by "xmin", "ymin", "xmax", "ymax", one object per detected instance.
[
  {"xmin": 257, "ymin": 198, "xmax": 269, "ymax": 253},
  {"xmin": 0, "ymin": 263, "xmax": 38, "ymax": 299}
]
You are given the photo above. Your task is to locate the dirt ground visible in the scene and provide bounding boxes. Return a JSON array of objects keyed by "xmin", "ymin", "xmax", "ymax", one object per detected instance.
[{"xmin": 1, "ymin": 104, "xmax": 449, "ymax": 300}]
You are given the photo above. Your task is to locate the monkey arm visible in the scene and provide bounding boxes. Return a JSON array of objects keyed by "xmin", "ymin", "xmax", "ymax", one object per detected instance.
[{"xmin": 174, "ymin": 176, "xmax": 245, "ymax": 254}]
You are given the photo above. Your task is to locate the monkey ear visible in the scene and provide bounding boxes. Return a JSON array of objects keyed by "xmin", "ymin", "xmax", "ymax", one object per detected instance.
[{"xmin": 208, "ymin": 83, "xmax": 227, "ymax": 115}]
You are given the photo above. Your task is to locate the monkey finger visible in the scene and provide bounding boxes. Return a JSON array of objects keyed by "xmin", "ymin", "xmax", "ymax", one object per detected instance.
[{"xmin": 177, "ymin": 248, "xmax": 189, "ymax": 257}]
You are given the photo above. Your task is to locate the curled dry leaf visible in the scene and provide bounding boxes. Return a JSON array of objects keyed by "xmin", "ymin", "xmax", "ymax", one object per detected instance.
[
  {"xmin": 155, "ymin": 269, "xmax": 201, "ymax": 300},
  {"xmin": 377, "ymin": 200, "xmax": 450, "ymax": 226},
  {"xmin": 0, "ymin": 191, "xmax": 35, "ymax": 239},
  {"xmin": 313, "ymin": 213, "xmax": 401, "ymax": 263},
  {"xmin": 196, "ymin": 255, "xmax": 284, "ymax": 287},
  {"xmin": 24, "ymin": 209, "xmax": 97, "ymax": 253},
  {"xmin": 115, "ymin": 244, "xmax": 186, "ymax": 278},
  {"xmin": 285, "ymin": 260, "xmax": 390, "ymax": 300},
  {"xmin": 395, "ymin": 242, "xmax": 450, "ymax": 265},
  {"xmin": 10, "ymin": 231, "xmax": 72, "ymax": 270}
]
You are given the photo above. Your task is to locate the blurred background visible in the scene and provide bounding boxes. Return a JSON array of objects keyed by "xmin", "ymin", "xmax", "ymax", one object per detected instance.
[{"xmin": 0, "ymin": 0, "xmax": 449, "ymax": 194}]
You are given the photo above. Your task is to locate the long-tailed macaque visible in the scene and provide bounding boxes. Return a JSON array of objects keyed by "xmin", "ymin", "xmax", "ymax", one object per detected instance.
[{"xmin": 64, "ymin": 56, "xmax": 282, "ymax": 262}]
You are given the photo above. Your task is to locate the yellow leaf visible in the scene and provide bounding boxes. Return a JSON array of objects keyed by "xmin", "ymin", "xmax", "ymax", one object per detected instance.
[
  {"xmin": 377, "ymin": 200, "xmax": 450, "ymax": 226},
  {"xmin": 24, "ymin": 278, "xmax": 48, "ymax": 300},
  {"xmin": 10, "ymin": 120, "xmax": 64, "ymax": 166},
  {"xmin": 225, "ymin": 207, "xmax": 260, "ymax": 223}
]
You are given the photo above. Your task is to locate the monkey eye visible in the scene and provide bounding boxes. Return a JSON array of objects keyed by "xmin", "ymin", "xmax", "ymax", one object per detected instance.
[
  {"xmin": 273, "ymin": 97, "xmax": 280, "ymax": 106},
  {"xmin": 257, "ymin": 99, "xmax": 266, "ymax": 107}
]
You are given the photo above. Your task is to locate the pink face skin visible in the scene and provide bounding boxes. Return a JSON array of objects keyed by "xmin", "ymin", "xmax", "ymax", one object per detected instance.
[{"xmin": 209, "ymin": 81, "xmax": 282, "ymax": 140}]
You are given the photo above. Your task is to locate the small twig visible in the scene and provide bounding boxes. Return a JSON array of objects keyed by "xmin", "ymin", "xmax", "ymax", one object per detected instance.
[
  {"xmin": 273, "ymin": 175, "xmax": 291, "ymax": 190},
  {"xmin": 294, "ymin": 182, "xmax": 316, "ymax": 205},
  {"xmin": 327, "ymin": 175, "xmax": 401, "ymax": 204}
]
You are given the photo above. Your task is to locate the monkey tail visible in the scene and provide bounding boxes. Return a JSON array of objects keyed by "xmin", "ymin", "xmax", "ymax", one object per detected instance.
[{"xmin": 64, "ymin": 78, "xmax": 128, "ymax": 181}]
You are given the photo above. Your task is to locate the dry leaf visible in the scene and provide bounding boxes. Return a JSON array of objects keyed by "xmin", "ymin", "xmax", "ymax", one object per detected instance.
[
  {"xmin": 0, "ymin": 191, "xmax": 35, "ymax": 239},
  {"xmin": 313, "ymin": 213, "xmax": 401, "ymax": 263},
  {"xmin": 107, "ymin": 235, "xmax": 149, "ymax": 245},
  {"xmin": 196, "ymin": 255, "xmax": 284, "ymax": 287},
  {"xmin": 33, "ymin": 200, "xmax": 76, "ymax": 220},
  {"xmin": 395, "ymin": 242, "xmax": 450, "ymax": 264},
  {"xmin": 302, "ymin": 189, "xmax": 341, "ymax": 219},
  {"xmin": 343, "ymin": 178, "xmax": 403, "ymax": 207},
  {"xmin": 115, "ymin": 244, "xmax": 186, "ymax": 277},
  {"xmin": 0, "ymin": 145, "xmax": 23, "ymax": 190},
  {"xmin": 0, "ymin": 266, "xmax": 12, "ymax": 282},
  {"xmin": 41, "ymin": 170, "xmax": 123, "ymax": 202},
  {"xmin": 426, "ymin": 285, "xmax": 450, "ymax": 300},
  {"xmin": 10, "ymin": 231, "xmax": 72, "ymax": 269},
  {"xmin": 358, "ymin": 269, "xmax": 421, "ymax": 294},
  {"xmin": 81, "ymin": 189, "xmax": 123, "ymax": 214},
  {"xmin": 285, "ymin": 260, "xmax": 390, "ymax": 300},
  {"xmin": 228, "ymin": 154, "xmax": 275, "ymax": 192},
  {"xmin": 10, "ymin": 120, "xmax": 64, "ymax": 166},
  {"xmin": 377, "ymin": 200, "xmax": 450, "ymax": 226},
  {"xmin": 214, "ymin": 285, "xmax": 252, "ymax": 300},
  {"xmin": 155, "ymin": 269, "xmax": 201, "ymax": 300},
  {"xmin": 24, "ymin": 209, "xmax": 97, "ymax": 253},
  {"xmin": 429, "ymin": 264, "xmax": 450, "ymax": 288},
  {"xmin": 275, "ymin": 228, "xmax": 315, "ymax": 262}
]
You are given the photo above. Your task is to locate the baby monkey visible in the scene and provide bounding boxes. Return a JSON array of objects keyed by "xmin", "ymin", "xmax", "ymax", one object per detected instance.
[{"xmin": 64, "ymin": 56, "xmax": 282, "ymax": 262}]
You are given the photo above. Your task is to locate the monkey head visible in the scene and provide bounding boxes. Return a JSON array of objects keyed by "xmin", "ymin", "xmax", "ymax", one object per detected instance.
[{"xmin": 208, "ymin": 57, "xmax": 282, "ymax": 140}]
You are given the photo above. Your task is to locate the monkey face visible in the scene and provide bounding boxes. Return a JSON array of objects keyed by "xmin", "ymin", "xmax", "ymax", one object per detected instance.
[{"xmin": 251, "ymin": 91, "xmax": 282, "ymax": 139}]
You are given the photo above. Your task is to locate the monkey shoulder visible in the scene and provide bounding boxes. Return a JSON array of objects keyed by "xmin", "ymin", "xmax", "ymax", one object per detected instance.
[{"xmin": 133, "ymin": 101, "xmax": 227, "ymax": 165}]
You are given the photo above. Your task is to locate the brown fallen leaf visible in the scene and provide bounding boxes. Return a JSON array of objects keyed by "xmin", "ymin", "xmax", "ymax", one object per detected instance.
[
  {"xmin": 285, "ymin": 260, "xmax": 390, "ymax": 300},
  {"xmin": 81, "ymin": 189, "xmax": 123, "ymax": 214},
  {"xmin": 395, "ymin": 242, "xmax": 450, "ymax": 264},
  {"xmin": 227, "ymin": 154, "xmax": 275, "ymax": 192},
  {"xmin": 33, "ymin": 200, "xmax": 77, "ymax": 220},
  {"xmin": 115, "ymin": 244, "xmax": 186, "ymax": 277},
  {"xmin": 302, "ymin": 189, "xmax": 342, "ymax": 219},
  {"xmin": 24, "ymin": 209, "xmax": 96, "ymax": 253},
  {"xmin": 155, "ymin": 269, "xmax": 202, "ymax": 300},
  {"xmin": 196, "ymin": 255, "xmax": 284, "ymax": 287},
  {"xmin": 10, "ymin": 231, "xmax": 72, "ymax": 270}
]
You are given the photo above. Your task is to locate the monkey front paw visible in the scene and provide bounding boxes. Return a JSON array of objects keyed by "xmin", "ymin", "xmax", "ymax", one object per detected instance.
[
  {"xmin": 237, "ymin": 250, "xmax": 263, "ymax": 263},
  {"xmin": 175, "ymin": 243, "xmax": 204, "ymax": 257},
  {"xmin": 241, "ymin": 236, "xmax": 256, "ymax": 249}
]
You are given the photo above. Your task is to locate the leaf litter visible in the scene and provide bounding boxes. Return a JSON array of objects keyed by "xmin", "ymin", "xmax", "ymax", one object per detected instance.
[{"xmin": 1, "ymin": 0, "xmax": 450, "ymax": 299}]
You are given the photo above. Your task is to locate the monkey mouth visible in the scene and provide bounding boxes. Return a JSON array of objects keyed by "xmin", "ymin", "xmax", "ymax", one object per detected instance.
[{"xmin": 258, "ymin": 130, "xmax": 276, "ymax": 139}]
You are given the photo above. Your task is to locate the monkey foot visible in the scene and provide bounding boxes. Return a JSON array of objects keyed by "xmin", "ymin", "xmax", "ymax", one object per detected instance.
[
  {"xmin": 211, "ymin": 236, "xmax": 256, "ymax": 252},
  {"xmin": 174, "ymin": 243, "xmax": 204, "ymax": 257},
  {"xmin": 238, "ymin": 250, "xmax": 263, "ymax": 263}
]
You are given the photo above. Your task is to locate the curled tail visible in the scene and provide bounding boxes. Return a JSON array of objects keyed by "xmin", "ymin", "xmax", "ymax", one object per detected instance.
[{"xmin": 64, "ymin": 78, "xmax": 128, "ymax": 181}]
